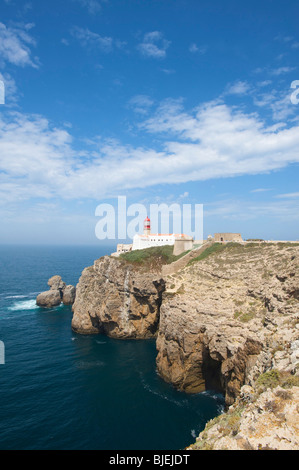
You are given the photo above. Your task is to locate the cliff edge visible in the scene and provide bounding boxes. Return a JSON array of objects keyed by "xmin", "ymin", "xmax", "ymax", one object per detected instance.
[{"xmin": 71, "ymin": 255, "xmax": 165, "ymax": 338}]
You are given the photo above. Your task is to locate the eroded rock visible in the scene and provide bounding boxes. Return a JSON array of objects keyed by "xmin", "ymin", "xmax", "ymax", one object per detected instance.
[
  {"xmin": 156, "ymin": 243, "xmax": 299, "ymax": 405},
  {"xmin": 36, "ymin": 275, "xmax": 76, "ymax": 308},
  {"xmin": 71, "ymin": 256, "xmax": 165, "ymax": 338},
  {"xmin": 36, "ymin": 289, "xmax": 62, "ymax": 308}
]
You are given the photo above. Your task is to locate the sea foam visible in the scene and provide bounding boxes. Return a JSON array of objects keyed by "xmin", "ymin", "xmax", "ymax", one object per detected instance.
[{"xmin": 8, "ymin": 299, "xmax": 39, "ymax": 311}]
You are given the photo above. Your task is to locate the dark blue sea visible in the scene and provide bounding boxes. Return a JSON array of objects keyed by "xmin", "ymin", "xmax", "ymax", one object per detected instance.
[{"xmin": 0, "ymin": 245, "xmax": 224, "ymax": 450}]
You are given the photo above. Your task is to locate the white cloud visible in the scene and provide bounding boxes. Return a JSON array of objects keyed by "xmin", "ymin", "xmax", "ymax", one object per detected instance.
[
  {"xmin": 74, "ymin": 0, "xmax": 103, "ymax": 14},
  {"xmin": 250, "ymin": 188, "xmax": 272, "ymax": 193},
  {"xmin": 189, "ymin": 43, "xmax": 207, "ymax": 54},
  {"xmin": 137, "ymin": 31, "xmax": 170, "ymax": 59},
  {"xmin": 1, "ymin": 97, "xmax": 299, "ymax": 204},
  {"xmin": 0, "ymin": 72, "xmax": 18, "ymax": 104},
  {"xmin": 204, "ymin": 197, "xmax": 299, "ymax": 222},
  {"xmin": 127, "ymin": 95, "xmax": 154, "ymax": 114},
  {"xmin": 71, "ymin": 26, "xmax": 113, "ymax": 52},
  {"xmin": 0, "ymin": 22, "xmax": 39, "ymax": 68},
  {"xmin": 253, "ymin": 88, "xmax": 297, "ymax": 121},
  {"xmin": 225, "ymin": 80, "xmax": 251, "ymax": 96},
  {"xmin": 270, "ymin": 66, "xmax": 296, "ymax": 76},
  {"xmin": 276, "ymin": 192, "xmax": 299, "ymax": 199}
]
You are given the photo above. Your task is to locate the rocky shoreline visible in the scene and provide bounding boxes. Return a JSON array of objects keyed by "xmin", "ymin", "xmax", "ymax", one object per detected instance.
[{"xmin": 37, "ymin": 242, "xmax": 299, "ymax": 450}]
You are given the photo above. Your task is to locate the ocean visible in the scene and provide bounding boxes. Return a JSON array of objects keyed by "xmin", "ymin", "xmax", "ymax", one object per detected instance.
[{"xmin": 0, "ymin": 245, "xmax": 224, "ymax": 450}]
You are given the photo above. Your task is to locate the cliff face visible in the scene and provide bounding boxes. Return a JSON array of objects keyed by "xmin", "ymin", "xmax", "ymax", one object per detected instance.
[
  {"xmin": 188, "ymin": 383, "xmax": 299, "ymax": 450},
  {"xmin": 156, "ymin": 243, "xmax": 299, "ymax": 405},
  {"xmin": 71, "ymin": 243, "xmax": 299, "ymax": 449},
  {"xmin": 71, "ymin": 256, "xmax": 165, "ymax": 338}
]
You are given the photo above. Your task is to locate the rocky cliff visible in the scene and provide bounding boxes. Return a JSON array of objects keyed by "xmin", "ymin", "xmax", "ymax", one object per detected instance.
[
  {"xmin": 71, "ymin": 255, "xmax": 165, "ymax": 338},
  {"xmin": 70, "ymin": 242, "xmax": 299, "ymax": 449},
  {"xmin": 157, "ymin": 242, "xmax": 299, "ymax": 450},
  {"xmin": 157, "ymin": 243, "xmax": 299, "ymax": 405}
]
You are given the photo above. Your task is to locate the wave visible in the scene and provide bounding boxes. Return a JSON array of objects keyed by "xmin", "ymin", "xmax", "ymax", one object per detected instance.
[
  {"xmin": 138, "ymin": 371, "xmax": 188, "ymax": 408},
  {"xmin": 1, "ymin": 291, "xmax": 40, "ymax": 299},
  {"xmin": 5, "ymin": 295, "xmax": 28, "ymax": 299},
  {"xmin": 200, "ymin": 390, "xmax": 225, "ymax": 413},
  {"xmin": 7, "ymin": 299, "xmax": 40, "ymax": 311}
]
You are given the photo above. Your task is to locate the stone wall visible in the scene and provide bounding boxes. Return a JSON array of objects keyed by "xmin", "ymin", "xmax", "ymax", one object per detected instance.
[{"xmin": 214, "ymin": 233, "xmax": 243, "ymax": 242}]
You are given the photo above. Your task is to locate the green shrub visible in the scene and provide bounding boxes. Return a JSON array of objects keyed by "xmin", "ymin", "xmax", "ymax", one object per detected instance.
[{"xmin": 256, "ymin": 369, "xmax": 280, "ymax": 392}]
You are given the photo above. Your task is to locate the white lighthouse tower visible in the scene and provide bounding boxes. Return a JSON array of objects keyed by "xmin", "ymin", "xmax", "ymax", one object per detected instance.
[{"xmin": 144, "ymin": 216, "xmax": 151, "ymax": 236}]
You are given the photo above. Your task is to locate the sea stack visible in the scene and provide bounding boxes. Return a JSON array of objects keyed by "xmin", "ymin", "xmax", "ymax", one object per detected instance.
[{"xmin": 36, "ymin": 275, "xmax": 76, "ymax": 308}]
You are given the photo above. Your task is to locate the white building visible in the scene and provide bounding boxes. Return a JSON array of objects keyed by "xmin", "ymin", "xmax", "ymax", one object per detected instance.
[
  {"xmin": 112, "ymin": 217, "xmax": 194, "ymax": 257},
  {"xmin": 132, "ymin": 217, "xmax": 193, "ymax": 255}
]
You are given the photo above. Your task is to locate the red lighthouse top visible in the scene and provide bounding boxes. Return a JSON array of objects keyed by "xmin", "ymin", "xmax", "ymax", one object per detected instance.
[{"xmin": 144, "ymin": 216, "xmax": 150, "ymax": 234}]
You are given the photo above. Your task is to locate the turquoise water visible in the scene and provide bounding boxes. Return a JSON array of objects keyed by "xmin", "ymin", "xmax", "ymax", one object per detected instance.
[{"xmin": 0, "ymin": 245, "xmax": 224, "ymax": 450}]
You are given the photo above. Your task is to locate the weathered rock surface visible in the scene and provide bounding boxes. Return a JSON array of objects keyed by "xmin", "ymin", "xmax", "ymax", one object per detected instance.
[
  {"xmin": 62, "ymin": 285, "xmax": 76, "ymax": 305},
  {"xmin": 188, "ymin": 385, "xmax": 299, "ymax": 450},
  {"xmin": 36, "ymin": 275, "xmax": 76, "ymax": 307},
  {"xmin": 48, "ymin": 275, "xmax": 66, "ymax": 292},
  {"xmin": 156, "ymin": 243, "xmax": 299, "ymax": 405},
  {"xmin": 71, "ymin": 256, "xmax": 165, "ymax": 338},
  {"xmin": 36, "ymin": 289, "xmax": 62, "ymax": 308}
]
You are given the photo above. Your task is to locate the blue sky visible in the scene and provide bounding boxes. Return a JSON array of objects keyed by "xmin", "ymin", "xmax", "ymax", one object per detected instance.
[{"xmin": 0, "ymin": 0, "xmax": 299, "ymax": 245}]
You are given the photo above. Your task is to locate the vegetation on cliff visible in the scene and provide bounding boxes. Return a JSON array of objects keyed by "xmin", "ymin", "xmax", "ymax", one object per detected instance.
[{"xmin": 118, "ymin": 244, "xmax": 189, "ymax": 270}]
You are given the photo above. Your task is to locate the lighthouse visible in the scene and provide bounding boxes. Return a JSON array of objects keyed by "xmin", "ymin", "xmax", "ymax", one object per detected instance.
[
  {"xmin": 115, "ymin": 214, "xmax": 194, "ymax": 257},
  {"xmin": 144, "ymin": 216, "xmax": 151, "ymax": 236}
]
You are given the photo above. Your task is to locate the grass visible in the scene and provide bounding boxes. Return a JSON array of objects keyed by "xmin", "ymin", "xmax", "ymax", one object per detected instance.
[
  {"xmin": 234, "ymin": 310, "xmax": 256, "ymax": 322},
  {"xmin": 118, "ymin": 244, "xmax": 189, "ymax": 269},
  {"xmin": 256, "ymin": 369, "xmax": 281, "ymax": 391},
  {"xmin": 187, "ymin": 243, "xmax": 228, "ymax": 265},
  {"xmin": 256, "ymin": 369, "xmax": 299, "ymax": 393}
]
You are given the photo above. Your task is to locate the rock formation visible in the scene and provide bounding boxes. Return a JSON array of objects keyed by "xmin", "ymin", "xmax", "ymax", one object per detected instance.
[
  {"xmin": 36, "ymin": 289, "xmax": 62, "ymax": 308},
  {"xmin": 187, "ymin": 383, "xmax": 299, "ymax": 450},
  {"xmin": 156, "ymin": 243, "xmax": 299, "ymax": 406},
  {"xmin": 70, "ymin": 242, "xmax": 299, "ymax": 449},
  {"xmin": 36, "ymin": 275, "xmax": 76, "ymax": 308},
  {"xmin": 62, "ymin": 285, "xmax": 76, "ymax": 305},
  {"xmin": 71, "ymin": 256, "xmax": 165, "ymax": 338}
]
